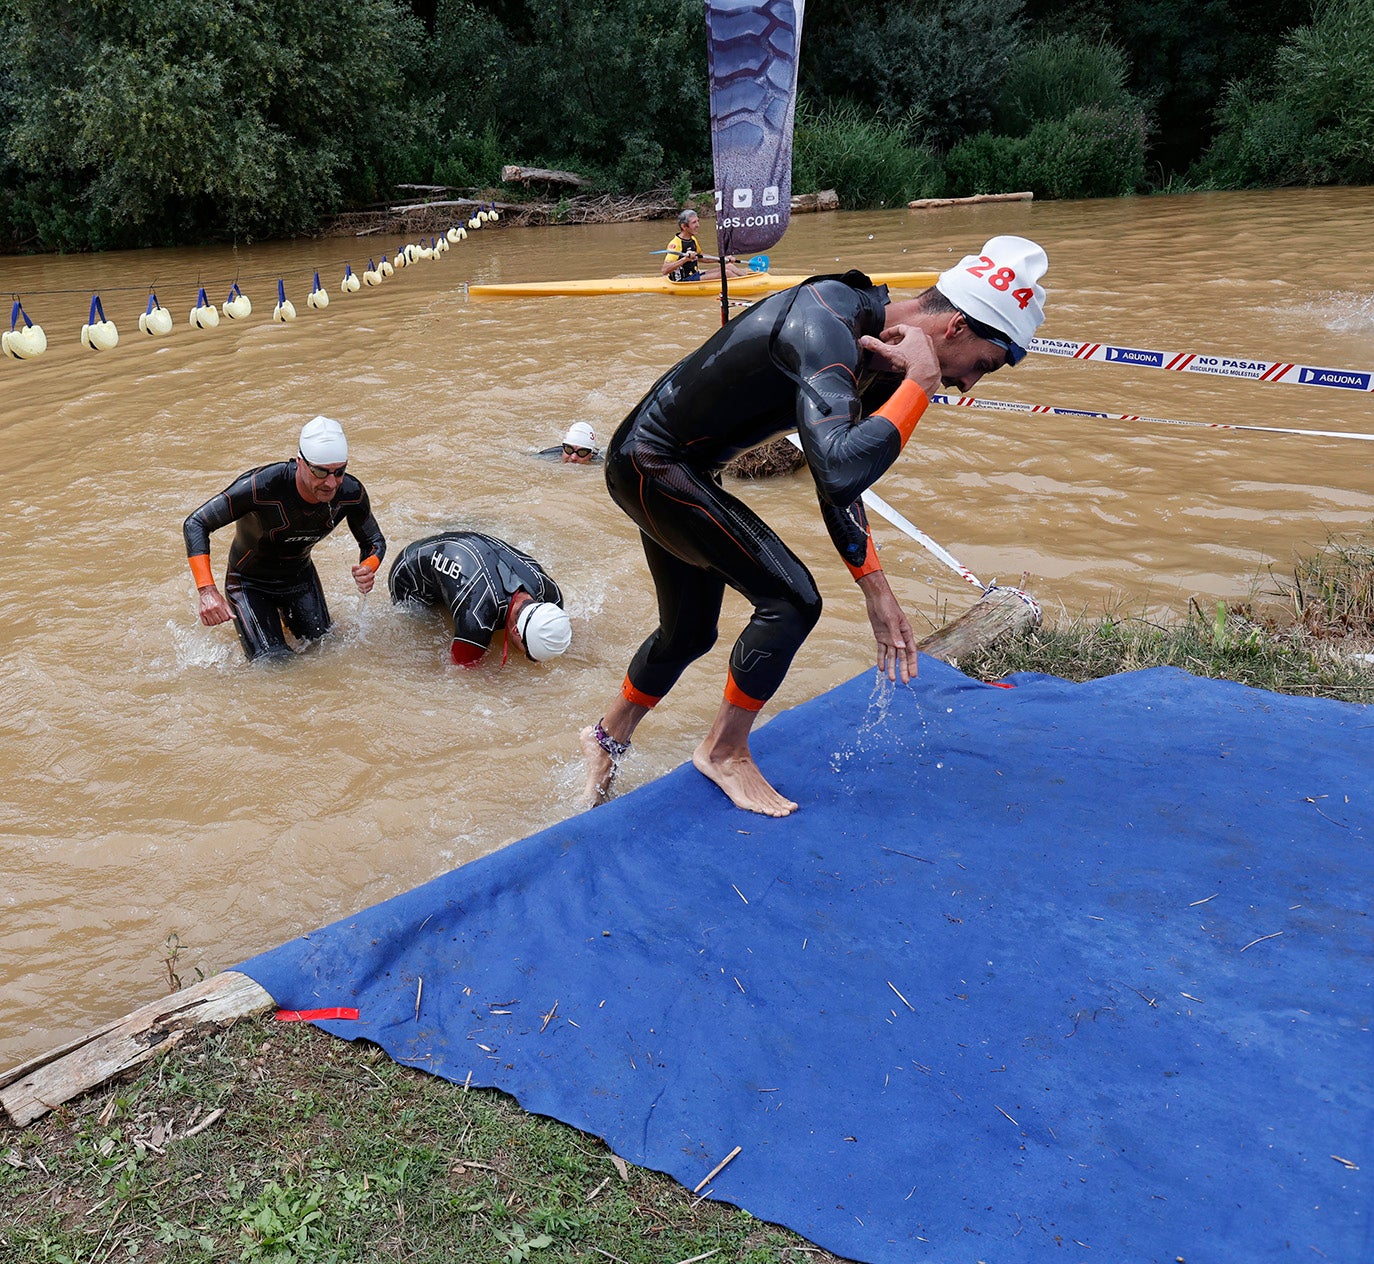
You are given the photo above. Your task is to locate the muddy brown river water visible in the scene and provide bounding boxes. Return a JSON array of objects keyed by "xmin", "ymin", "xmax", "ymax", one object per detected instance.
[{"xmin": 2, "ymin": 188, "xmax": 1371, "ymax": 1069}]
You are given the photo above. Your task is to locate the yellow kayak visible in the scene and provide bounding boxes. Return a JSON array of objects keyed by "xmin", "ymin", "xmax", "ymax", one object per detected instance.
[{"xmin": 466, "ymin": 271, "xmax": 938, "ymax": 299}]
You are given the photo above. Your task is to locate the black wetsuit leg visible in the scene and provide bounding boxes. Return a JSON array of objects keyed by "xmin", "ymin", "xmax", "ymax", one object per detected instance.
[
  {"xmin": 281, "ymin": 570, "xmax": 332, "ymax": 644},
  {"xmin": 224, "ymin": 569, "xmax": 331, "ymax": 661},
  {"xmin": 608, "ymin": 440, "xmax": 822, "ymax": 705}
]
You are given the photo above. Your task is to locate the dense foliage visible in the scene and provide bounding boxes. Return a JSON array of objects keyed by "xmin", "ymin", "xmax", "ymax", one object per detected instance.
[{"xmin": 0, "ymin": 0, "xmax": 1359, "ymax": 252}]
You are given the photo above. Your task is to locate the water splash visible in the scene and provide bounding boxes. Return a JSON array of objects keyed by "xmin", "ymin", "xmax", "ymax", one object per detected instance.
[{"xmin": 828, "ymin": 669, "xmax": 929, "ymax": 781}]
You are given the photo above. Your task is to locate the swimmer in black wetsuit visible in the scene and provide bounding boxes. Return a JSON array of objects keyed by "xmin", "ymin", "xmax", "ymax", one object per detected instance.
[
  {"xmin": 183, "ymin": 416, "xmax": 386, "ymax": 661},
  {"xmin": 583, "ymin": 236, "xmax": 1050, "ymax": 817},
  {"xmin": 388, "ymin": 531, "xmax": 571, "ymax": 665}
]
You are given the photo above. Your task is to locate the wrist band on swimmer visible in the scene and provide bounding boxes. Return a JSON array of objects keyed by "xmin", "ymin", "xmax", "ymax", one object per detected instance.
[
  {"xmin": 845, "ymin": 535, "xmax": 882, "ymax": 581},
  {"xmin": 878, "ymin": 379, "xmax": 928, "ymax": 447},
  {"xmin": 361, "ymin": 555, "xmax": 380, "ymax": 572},
  {"xmin": 189, "ymin": 554, "xmax": 215, "ymax": 589}
]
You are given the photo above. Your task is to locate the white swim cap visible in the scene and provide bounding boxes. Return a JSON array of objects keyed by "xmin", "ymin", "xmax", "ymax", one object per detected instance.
[
  {"xmin": 516, "ymin": 600, "xmax": 572, "ymax": 661},
  {"xmin": 563, "ymin": 421, "xmax": 597, "ymax": 450},
  {"xmin": 300, "ymin": 415, "xmax": 348, "ymax": 464},
  {"xmin": 935, "ymin": 236, "xmax": 1048, "ymax": 365}
]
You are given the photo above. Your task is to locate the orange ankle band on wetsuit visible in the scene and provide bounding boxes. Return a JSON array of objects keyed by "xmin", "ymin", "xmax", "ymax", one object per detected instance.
[
  {"xmin": 845, "ymin": 535, "xmax": 882, "ymax": 581},
  {"xmin": 878, "ymin": 379, "xmax": 928, "ymax": 447},
  {"xmin": 189, "ymin": 554, "xmax": 214, "ymax": 588},
  {"xmin": 361, "ymin": 555, "xmax": 381, "ymax": 572},
  {"xmin": 621, "ymin": 676, "xmax": 661, "ymax": 709},
  {"xmin": 724, "ymin": 671, "xmax": 767, "ymax": 713}
]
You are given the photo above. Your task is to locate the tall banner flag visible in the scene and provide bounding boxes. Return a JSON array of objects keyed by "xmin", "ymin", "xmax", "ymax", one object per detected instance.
[{"xmin": 706, "ymin": 0, "xmax": 805, "ymax": 258}]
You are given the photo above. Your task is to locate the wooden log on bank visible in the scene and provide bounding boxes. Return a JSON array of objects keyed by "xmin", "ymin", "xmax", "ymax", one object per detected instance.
[
  {"xmin": 790, "ymin": 188, "xmax": 839, "ymax": 213},
  {"xmin": 501, "ymin": 164, "xmax": 594, "ymax": 189},
  {"xmin": 0, "ymin": 971, "xmax": 273, "ymax": 1127},
  {"xmin": 916, "ymin": 584, "xmax": 1040, "ymax": 662},
  {"xmin": 907, "ymin": 191, "xmax": 1033, "ymax": 210}
]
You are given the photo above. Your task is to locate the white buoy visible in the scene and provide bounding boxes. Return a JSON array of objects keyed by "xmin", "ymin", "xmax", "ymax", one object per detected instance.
[
  {"xmin": 446, "ymin": 226, "xmax": 461, "ymax": 244},
  {"xmin": 467, "ymin": 214, "xmax": 482, "ymax": 230},
  {"xmin": 341, "ymin": 265, "xmax": 361, "ymax": 293},
  {"xmin": 190, "ymin": 288, "xmax": 220, "ymax": 328},
  {"xmin": 307, "ymin": 271, "xmax": 330, "ymax": 309},
  {"xmin": 378, "ymin": 257, "xmax": 394, "ymax": 277},
  {"xmin": 272, "ymin": 278, "xmax": 296, "ymax": 322},
  {"xmin": 222, "ymin": 284, "xmax": 252, "ymax": 319},
  {"xmin": 2, "ymin": 321, "xmax": 47, "ymax": 360},
  {"xmin": 80, "ymin": 294, "xmax": 118, "ymax": 349},
  {"xmin": 139, "ymin": 293, "xmax": 174, "ymax": 336}
]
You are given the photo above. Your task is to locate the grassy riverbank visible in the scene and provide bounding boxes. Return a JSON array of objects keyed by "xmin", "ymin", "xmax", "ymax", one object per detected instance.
[{"xmin": 5, "ymin": 535, "xmax": 1370, "ymax": 1263}]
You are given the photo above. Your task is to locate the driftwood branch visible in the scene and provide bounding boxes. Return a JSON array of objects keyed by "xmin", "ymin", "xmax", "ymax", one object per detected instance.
[
  {"xmin": 1, "ymin": 971, "xmax": 274, "ymax": 1127},
  {"xmin": 907, "ymin": 191, "xmax": 1033, "ymax": 210}
]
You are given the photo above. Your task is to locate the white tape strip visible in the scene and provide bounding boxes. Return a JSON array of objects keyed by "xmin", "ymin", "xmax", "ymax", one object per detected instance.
[
  {"xmin": 1030, "ymin": 336, "xmax": 1374, "ymax": 393},
  {"xmin": 931, "ymin": 393, "xmax": 1374, "ymax": 442},
  {"xmin": 785, "ymin": 433, "xmax": 985, "ymax": 588}
]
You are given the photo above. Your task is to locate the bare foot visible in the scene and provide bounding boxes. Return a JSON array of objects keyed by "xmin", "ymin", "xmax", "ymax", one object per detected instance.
[
  {"xmin": 693, "ymin": 741, "xmax": 798, "ymax": 817},
  {"xmin": 579, "ymin": 725, "xmax": 618, "ymax": 808}
]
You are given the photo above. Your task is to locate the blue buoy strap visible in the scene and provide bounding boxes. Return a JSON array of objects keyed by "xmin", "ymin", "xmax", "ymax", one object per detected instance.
[
  {"xmin": 88, "ymin": 294, "xmax": 106, "ymax": 324},
  {"xmin": 145, "ymin": 291, "xmax": 160, "ymax": 315},
  {"xmin": 10, "ymin": 299, "xmax": 32, "ymax": 330},
  {"xmin": 277, "ymin": 278, "xmax": 286, "ymax": 303},
  {"xmin": 196, "ymin": 286, "xmax": 209, "ymax": 308},
  {"xmin": 312, "ymin": 271, "xmax": 322, "ymax": 291}
]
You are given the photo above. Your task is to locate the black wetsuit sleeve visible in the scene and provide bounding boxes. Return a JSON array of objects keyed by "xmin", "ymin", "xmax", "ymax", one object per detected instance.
[
  {"xmin": 818, "ymin": 496, "xmax": 876, "ymax": 573},
  {"xmin": 776, "ymin": 285, "xmax": 905, "ymax": 510},
  {"xmin": 344, "ymin": 486, "xmax": 386, "ymax": 564},
  {"xmin": 183, "ymin": 470, "xmax": 257, "ymax": 558}
]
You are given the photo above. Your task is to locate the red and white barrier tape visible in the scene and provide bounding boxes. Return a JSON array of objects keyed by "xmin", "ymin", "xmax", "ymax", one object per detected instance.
[
  {"xmin": 1030, "ymin": 336, "xmax": 1374, "ymax": 394},
  {"xmin": 931, "ymin": 393, "xmax": 1374, "ymax": 442}
]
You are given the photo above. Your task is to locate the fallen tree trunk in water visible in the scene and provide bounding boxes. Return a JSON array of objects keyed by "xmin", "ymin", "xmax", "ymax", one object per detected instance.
[{"xmin": 907, "ymin": 191, "xmax": 1033, "ymax": 210}]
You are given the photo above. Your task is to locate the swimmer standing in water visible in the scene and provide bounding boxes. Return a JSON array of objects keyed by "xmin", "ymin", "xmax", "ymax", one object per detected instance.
[
  {"xmin": 183, "ymin": 416, "xmax": 385, "ymax": 661},
  {"xmin": 582, "ymin": 237, "xmax": 1049, "ymax": 817}
]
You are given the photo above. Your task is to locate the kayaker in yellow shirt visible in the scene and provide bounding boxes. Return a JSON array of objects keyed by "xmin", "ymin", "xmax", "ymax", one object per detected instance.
[{"xmin": 661, "ymin": 209, "xmax": 749, "ymax": 283}]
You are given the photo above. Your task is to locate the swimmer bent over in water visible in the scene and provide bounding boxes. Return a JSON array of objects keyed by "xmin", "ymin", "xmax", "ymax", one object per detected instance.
[{"xmin": 182, "ymin": 416, "xmax": 386, "ymax": 661}]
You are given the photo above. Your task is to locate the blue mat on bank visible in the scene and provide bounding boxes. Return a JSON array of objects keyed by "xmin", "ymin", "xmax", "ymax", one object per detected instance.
[{"xmin": 238, "ymin": 658, "xmax": 1372, "ymax": 1263}]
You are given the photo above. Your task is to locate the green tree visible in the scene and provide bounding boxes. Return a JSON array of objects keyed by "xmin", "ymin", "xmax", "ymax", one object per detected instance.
[
  {"xmin": 0, "ymin": 0, "xmax": 424, "ymax": 250},
  {"xmin": 993, "ymin": 33, "xmax": 1137, "ymax": 136},
  {"xmin": 800, "ymin": 0, "xmax": 1026, "ymax": 150},
  {"xmin": 1020, "ymin": 0, "xmax": 1309, "ymax": 174},
  {"xmin": 1196, "ymin": 0, "xmax": 1374, "ymax": 187}
]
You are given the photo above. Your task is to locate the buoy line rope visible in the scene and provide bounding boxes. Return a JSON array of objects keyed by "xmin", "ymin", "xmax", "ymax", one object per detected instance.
[
  {"xmin": 932, "ymin": 393, "xmax": 1374, "ymax": 443},
  {"xmin": 1031, "ymin": 335, "xmax": 1374, "ymax": 394},
  {"xmin": 4, "ymin": 253, "xmax": 448, "ymax": 298}
]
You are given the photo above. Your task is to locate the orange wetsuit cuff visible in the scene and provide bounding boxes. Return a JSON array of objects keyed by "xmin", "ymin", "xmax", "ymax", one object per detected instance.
[
  {"xmin": 189, "ymin": 555, "xmax": 215, "ymax": 588},
  {"xmin": 724, "ymin": 671, "xmax": 767, "ymax": 713},
  {"xmin": 621, "ymin": 677, "xmax": 661, "ymax": 710},
  {"xmin": 879, "ymin": 379, "xmax": 928, "ymax": 447},
  {"xmin": 361, "ymin": 555, "xmax": 381, "ymax": 572},
  {"xmin": 845, "ymin": 536, "xmax": 882, "ymax": 581}
]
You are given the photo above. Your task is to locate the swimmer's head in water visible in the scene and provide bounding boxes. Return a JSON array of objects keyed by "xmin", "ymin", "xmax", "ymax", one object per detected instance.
[
  {"xmin": 300, "ymin": 415, "xmax": 348, "ymax": 465},
  {"xmin": 516, "ymin": 600, "xmax": 572, "ymax": 661},
  {"xmin": 934, "ymin": 236, "xmax": 1048, "ymax": 366},
  {"xmin": 561, "ymin": 421, "xmax": 597, "ymax": 462}
]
